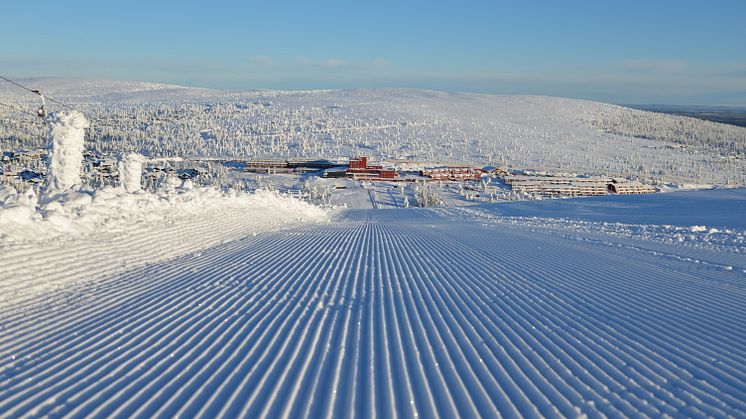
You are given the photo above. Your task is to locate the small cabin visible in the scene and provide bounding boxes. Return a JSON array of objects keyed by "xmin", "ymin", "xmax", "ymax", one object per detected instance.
[
  {"xmin": 94, "ymin": 158, "xmax": 118, "ymax": 174},
  {"xmin": 10, "ymin": 150, "xmax": 42, "ymax": 163}
]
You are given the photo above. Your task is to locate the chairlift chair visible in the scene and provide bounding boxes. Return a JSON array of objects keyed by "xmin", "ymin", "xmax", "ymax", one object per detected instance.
[{"xmin": 31, "ymin": 90, "xmax": 46, "ymax": 118}]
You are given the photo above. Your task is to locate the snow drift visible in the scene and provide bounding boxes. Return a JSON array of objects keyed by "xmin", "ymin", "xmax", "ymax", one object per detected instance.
[{"xmin": 0, "ymin": 186, "xmax": 328, "ymax": 304}]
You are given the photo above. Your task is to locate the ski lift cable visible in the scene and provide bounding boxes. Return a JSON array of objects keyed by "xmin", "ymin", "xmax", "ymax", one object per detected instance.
[
  {"xmin": 0, "ymin": 75, "xmax": 40, "ymax": 95},
  {"xmin": 0, "ymin": 75, "xmax": 200, "ymax": 147},
  {"xmin": 4, "ymin": 77, "xmax": 208, "ymax": 137},
  {"xmin": 0, "ymin": 74, "xmax": 76, "ymax": 118},
  {"xmin": 0, "ymin": 101, "xmax": 43, "ymax": 119},
  {"xmin": 0, "ymin": 75, "xmax": 187, "ymax": 130},
  {"xmin": 1, "ymin": 74, "xmax": 190, "ymax": 124},
  {"xmin": 0, "ymin": 75, "xmax": 169, "ymax": 119},
  {"xmin": 0, "ymin": 74, "xmax": 115, "ymax": 120},
  {"xmin": 0, "ymin": 77, "xmax": 141, "ymax": 145}
]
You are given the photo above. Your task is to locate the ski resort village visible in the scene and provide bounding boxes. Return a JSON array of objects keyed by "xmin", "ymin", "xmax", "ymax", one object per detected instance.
[
  {"xmin": 1, "ymin": 79, "xmax": 745, "ymax": 418},
  {"xmin": 3, "ymin": 149, "xmax": 658, "ymax": 204}
]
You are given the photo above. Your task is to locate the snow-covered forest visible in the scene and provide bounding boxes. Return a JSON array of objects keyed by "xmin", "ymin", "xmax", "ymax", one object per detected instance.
[
  {"xmin": 2, "ymin": 78, "xmax": 745, "ymax": 187},
  {"xmin": 589, "ymin": 103, "xmax": 746, "ymax": 155}
]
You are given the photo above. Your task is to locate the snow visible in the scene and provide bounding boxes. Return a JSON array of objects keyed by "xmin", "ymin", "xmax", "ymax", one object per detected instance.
[
  {"xmin": 0, "ymin": 193, "xmax": 744, "ymax": 417},
  {"xmin": 2, "ymin": 79, "xmax": 745, "ymax": 187},
  {"xmin": 43, "ymin": 111, "xmax": 89, "ymax": 194},
  {"xmin": 481, "ymin": 187, "xmax": 746, "ymax": 230},
  {"xmin": 118, "ymin": 153, "xmax": 145, "ymax": 193},
  {"xmin": 0, "ymin": 186, "xmax": 328, "ymax": 304}
]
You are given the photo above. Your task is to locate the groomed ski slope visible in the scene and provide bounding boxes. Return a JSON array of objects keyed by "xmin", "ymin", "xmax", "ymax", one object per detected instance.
[
  {"xmin": 1, "ymin": 207, "xmax": 745, "ymax": 418},
  {"xmin": 0, "ymin": 188, "xmax": 328, "ymax": 306}
]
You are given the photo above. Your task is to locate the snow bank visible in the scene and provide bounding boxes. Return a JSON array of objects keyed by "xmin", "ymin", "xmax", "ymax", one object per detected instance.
[
  {"xmin": 0, "ymin": 186, "xmax": 326, "ymax": 244},
  {"xmin": 486, "ymin": 187, "xmax": 746, "ymax": 230},
  {"xmin": 44, "ymin": 111, "xmax": 89, "ymax": 194},
  {"xmin": 0, "ymin": 186, "xmax": 328, "ymax": 304}
]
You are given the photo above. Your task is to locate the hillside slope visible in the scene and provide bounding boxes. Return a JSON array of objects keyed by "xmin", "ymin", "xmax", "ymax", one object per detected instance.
[{"xmin": 1, "ymin": 78, "xmax": 745, "ymax": 186}]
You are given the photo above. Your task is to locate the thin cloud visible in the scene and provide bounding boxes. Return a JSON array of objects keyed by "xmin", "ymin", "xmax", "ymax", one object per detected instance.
[
  {"xmin": 295, "ymin": 57, "xmax": 391, "ymax": 70},
  {"xmin": 322, "ymin": 58, "xmax": 347, "ymax": 68},
  {"xmin": 249, "ymin": 55, "xmax": 274, "ymax": 66},
  {"xmin": 622, "ymin": 59, "xmax": 687, "ymax": 74},
  {"xmin": 707, "ymin": 65, "xmax": 746, "ymax": 79}
]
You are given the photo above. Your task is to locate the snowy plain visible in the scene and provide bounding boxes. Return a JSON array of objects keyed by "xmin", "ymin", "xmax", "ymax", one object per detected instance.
[{"xmin": 1, "ymin": 79, "xmax": 746, "ymax": 417}]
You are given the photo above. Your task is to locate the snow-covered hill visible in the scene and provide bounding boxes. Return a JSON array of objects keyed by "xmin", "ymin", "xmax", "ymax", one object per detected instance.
[{"xmin": 2, "ymin": 78, "xmax": 744, "ymax": 186}]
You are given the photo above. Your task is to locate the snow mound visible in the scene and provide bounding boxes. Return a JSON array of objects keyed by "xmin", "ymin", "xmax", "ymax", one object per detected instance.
[
  {"xmin": 1, "ymin": 186, "xmax": 327, "ymax": 244},
  {"xmin": 0, "ymin": 186, "xmax": 328, "ymax": 304},
  {"xmin": 433, "ymin": 188, "xmax": 746, "ymax": 256}
]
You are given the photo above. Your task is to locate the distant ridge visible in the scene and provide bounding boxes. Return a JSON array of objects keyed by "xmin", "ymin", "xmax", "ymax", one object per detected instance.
[{"xmin": 627, "ymin": 104, "xmax": 746, "ymax": 128}]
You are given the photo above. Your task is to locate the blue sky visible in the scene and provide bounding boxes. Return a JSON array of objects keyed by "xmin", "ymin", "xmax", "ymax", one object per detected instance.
[{"xmin": 2, "ymin": 0, "xmax": 745, "ymax": 104}]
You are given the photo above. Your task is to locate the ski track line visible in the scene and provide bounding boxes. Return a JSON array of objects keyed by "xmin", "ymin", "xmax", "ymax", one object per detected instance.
[
  {"xmin": 390, "ymin": 225, "xmax": 588, "ymax": 417},
  {"xmin": 430, "ymin": 225, "xmax": 743, "ymax": 416},
  {"xmin": 82, "ymin": 231, "xmax": 337, "ymax": 418},
  {"xmin": 3, "ymin": 228, "xmax": 338, "ymax": 418},
  {"xmin": 0, "ymin": 206, "xmax": 312, "ymax": 311},
  {"xmin": 1, "ymin": 209, "xmax": 745, "ymax": 418},
  {"xmin": 2, "ymin": 217, "xmax": 312, "ymax": 358}
]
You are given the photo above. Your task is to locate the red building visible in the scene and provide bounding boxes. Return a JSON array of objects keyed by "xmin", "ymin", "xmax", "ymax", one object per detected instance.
[
  {"xmin": 348, "ymin": 157, "xmax": 369, "ymax": 170},
  {"xmin": 346, "ymin": 156, "xmax": 398, "ymax": 180}
]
